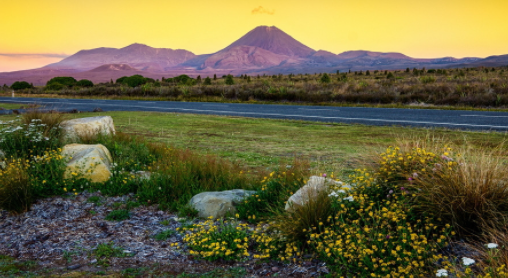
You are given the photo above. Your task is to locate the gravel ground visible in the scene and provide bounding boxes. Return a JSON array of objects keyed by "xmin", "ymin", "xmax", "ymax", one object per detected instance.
[{"xmin": 0, "ymin": 192, "xmax": 330, "ymax": 277}]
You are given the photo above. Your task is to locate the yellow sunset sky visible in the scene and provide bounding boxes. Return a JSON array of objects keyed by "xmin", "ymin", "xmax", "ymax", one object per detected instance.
[{"xmin": 1, "ymin": 0, "xmax": 507, "ymax": 72}]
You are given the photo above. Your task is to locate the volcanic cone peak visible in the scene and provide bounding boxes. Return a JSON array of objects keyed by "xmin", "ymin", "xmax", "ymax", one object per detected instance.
[
  {"xmin": 223, "ymin": 25, "xmax": 316, "ymax": 58},
  {"xmin": 88, "ymin": 64, "xmax": 137, "ymax": 72}
]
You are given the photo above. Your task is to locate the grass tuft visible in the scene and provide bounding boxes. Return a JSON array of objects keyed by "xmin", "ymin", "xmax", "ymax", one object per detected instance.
[{"xmin": 105, "ymin": 209, "xmax": 131, "ymax": 221}]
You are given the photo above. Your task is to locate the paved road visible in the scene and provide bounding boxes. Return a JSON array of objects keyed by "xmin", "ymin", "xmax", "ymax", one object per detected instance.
[{"xmin": 1, "ymin": 97, "xmax": 508, "ymax": 131}]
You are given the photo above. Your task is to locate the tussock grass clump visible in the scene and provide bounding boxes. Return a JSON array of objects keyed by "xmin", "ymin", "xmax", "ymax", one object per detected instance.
[
  {"xmin": 0, "ymin": 160, "xmax": 32, "ymax": 213},
  {"xmin": 380, "ymin": 136, "xmax": 508, "ymax": 236},
  {"xmin": 21, "ymin": 108, "xmax": 66, "ymax": 136},
  {"xmin": 136, "ymin": 146, "xmax": 257, "ymax": 211},
  {"xmin": 412, "ymin": 144, "xmax": 508, "ymax": 236},
  {"xmin": 270, "ymin": 190, "xmax": 333, "ymax": 246},
  {"xmin": 236, "ymin": 159, "xmax": 309, "ymax": 223}
]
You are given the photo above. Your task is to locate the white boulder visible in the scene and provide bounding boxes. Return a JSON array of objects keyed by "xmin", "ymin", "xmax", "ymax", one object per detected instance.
[
  {"xmin": 189, "ymin": 189, "xmax": 256, "ymax": 219},
  {"xmin": 61, "ymin": 143, "xmax": 113, "ymax": 183},
  {"xmin": 285, "ymin": 176, "xmax": 350, "ymax": 211},
  {"xmin": 0, "ymin": 150, "xmax": 5, "ymax": 169},
  {"xmin": 61, "ymin": 116, "xmax": 115, "ymax": 142}
]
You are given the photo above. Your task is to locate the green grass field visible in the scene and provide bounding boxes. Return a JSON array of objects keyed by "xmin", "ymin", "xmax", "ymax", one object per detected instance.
[
  {"xmin": 0, "ymin": 102, "xmax": 24, "ymax": 110},
  {"xmin": 3, "ymin": 110, "xmax": 503, "ymax": 176}
]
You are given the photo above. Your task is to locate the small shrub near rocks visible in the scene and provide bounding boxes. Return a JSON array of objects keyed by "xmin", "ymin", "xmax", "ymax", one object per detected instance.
[
  {"xmin": 105, "ymin": 209, "xmax": 130, "ymax": 221},
  {"xmin": 87, "ymin": 196, "xmax": 101, "ymax": 205},
  {"xmin": 154, "ymin": 229, "xmax": 176, "ymax": 241},
  {"xmin": 93, "ymin": 242, "xmax": 129, "ymax": 267},
  {"xmin": 236, "ymin": 159, "xmax": 308, "ymax": 223}
]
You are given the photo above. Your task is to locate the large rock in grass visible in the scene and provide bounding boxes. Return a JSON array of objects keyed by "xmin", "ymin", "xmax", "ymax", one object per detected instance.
[
  {"xmin": 61, "ymin": 144, "xmax": 113, "ymax": 183},
  {"xmin": 189, "ymin": 189, "xmax": 256, "ymax": 219},
  {"xmin": 0, "ymin": 150, "xmax": 5, "ymax": 170},
  {"xmin": 285, "ymin": 176, "xmax": 350, "ymax": 211},
  {"xmin": 61, "ymin": 116, "xmax": 115, "ymax": 142}
]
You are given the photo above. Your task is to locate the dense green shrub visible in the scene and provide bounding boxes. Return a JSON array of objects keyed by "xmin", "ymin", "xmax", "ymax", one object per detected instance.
[
  {"xmin": 115, "ymin": 76, "xmax": 128, "ymax": 84},
  {"xmin": 320, "ymin": 73, "xmax": 331, "ymax": 83},
  {"xmin": 76, "ymin": 79, "xmax": 94, "ymax": 87},
  {"xmin": 165, "ymin": 74, "xmax": 194, "ymax": 85},
  {"xmin": 45, "ymin": 82, "xmax": 65, "ymax": 91},
  {"xmin": 116, "ymin": 75, "xmax": 149, "ymax": 87},
  {"xmin": 46, "ymin": 76, "xmax": 77, "ymax": 87},
  {"xmin": 10, "ymin": 81, "xmax": 33, "ymax": 91},
  {"xmin": 225, "ymin": 75, "xmax": 234, "ymax": 85}
]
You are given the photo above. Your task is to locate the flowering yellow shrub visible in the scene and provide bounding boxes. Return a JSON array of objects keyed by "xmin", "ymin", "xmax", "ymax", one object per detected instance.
[
  {"xmin": 178, "ymin": 218, "xmax": 251, "ymax": 261},
  {"xmin": 377, "ymin": 146, "xmax": 455, "ymax": 185}
]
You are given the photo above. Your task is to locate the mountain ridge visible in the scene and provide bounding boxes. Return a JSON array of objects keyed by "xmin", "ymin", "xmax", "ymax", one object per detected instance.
[{"xmin": 1, "ymin": 25, "xmax": 506, "ymax": 85}]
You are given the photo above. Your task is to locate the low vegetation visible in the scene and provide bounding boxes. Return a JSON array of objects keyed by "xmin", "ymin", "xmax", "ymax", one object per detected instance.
[
  {"xmin": 3, "ymin": 66, "xmax": 508, "ymax": 108},
  {"xmin": 1, "ymin": 109, "xmax": 508, "ymax": 277}
]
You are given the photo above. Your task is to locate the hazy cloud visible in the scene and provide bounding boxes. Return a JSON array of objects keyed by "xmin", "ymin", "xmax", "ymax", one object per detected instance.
[
  {"xmin": 0, "ymin": 53, "xmax": 68, "ymax": 58},
  {"xmin": 251, "ymin": 6, "xmax": 275, "ymax": 15}
]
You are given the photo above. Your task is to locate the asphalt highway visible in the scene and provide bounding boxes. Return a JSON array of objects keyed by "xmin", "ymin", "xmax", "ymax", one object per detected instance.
[{"xmin": 1, "ymin": 97, "xmax": 508, "ymax": 132}]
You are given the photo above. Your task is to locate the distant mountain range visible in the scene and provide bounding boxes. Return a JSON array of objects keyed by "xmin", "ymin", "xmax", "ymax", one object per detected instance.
[{"xmin": 1, "ymin": 26, "xmax": 507, "ymax": 85}]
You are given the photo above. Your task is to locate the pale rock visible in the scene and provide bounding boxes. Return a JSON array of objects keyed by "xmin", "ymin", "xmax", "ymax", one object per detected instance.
[
  {"xmin": 285, "ymin": 176, "xmax": 350, "ymax": 211},
  {"xmin": 189, "ymin": 189, "xmax": 256, "ymax": 219},
  {"xmin": 61, "ymin": 144, "xmax": 113, "ymax": 183},
  {"xmin": 61, "ymin": 116, "xmax": 115, "ymax": 142},
  {"xmin": 0, "ymin": 150, "xmax": 5, "ymax": 170},
  {"xmin": 131, "ymin": 171, "xmax": 151, "ymax": 181}
]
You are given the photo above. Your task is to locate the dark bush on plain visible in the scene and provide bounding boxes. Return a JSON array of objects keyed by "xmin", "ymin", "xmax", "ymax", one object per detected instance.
[
  {"xmin": 76, "ymin": 79, "xmax": 94, "ymax": 87},
  {"xmin": 45, "ymin": 82, "xmax": 65, "ymax": 91},
  {"xmin": 225, "ymin": 75, "xmax": 234, "ymax": 85},
  {"xmin": 10, "ymin": 81, "xmax": 33, "ymax": 91},
  {"xmin": 115, "ymin": 75, "xmax": 151, "ymax": 87},
  {"xmin": 46, "ymin": 76, "xmax": 77, "ymax": 87}
]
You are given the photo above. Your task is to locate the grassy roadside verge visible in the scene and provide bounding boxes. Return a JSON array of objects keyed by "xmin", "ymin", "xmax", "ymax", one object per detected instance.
[
  {"xmin": 0, "ymin": 102, "xmax": 24, "ymax": 110},
  {"xmin": 3, "ymin": 110, "xmax": 505, "ymax": 175},
  {"xmin": 3, "ymin": 94, "xmax": 508, "ymax": 112}
]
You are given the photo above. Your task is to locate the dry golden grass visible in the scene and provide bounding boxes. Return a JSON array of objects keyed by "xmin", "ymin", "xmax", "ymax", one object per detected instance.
[
  {"xmin": 21, "ymin": 108, "xmax": 67, "ymax": 137},
  {"xmin": 398, "ymin": 136, "xmax": 508, "ymax": 236}
]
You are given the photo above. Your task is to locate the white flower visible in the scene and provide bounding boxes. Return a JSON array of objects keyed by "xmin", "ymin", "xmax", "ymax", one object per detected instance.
[
  {"xmin": 462, "ymin": 257, "xmax": 475, "ymax": 266},
  {"xmin": 328, "ymin": 189, "xmax": 346, "ymax": 198},
  {"xmin": 436, "ymin": 269, "xmax": 448, "ymax": 277},
  {"xmin": 487, "ymin": 243, "xmax": 498, "ymax": 249},
  {"xmin": 343, "ymin": 196, "xmax": 354, "ymax": 202},
  {"xmin": 328, "ymin": 192, "xmax": 338, "ymax": 197}
]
